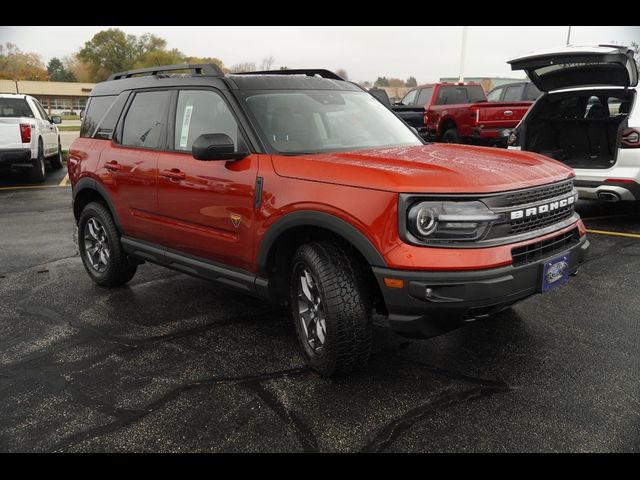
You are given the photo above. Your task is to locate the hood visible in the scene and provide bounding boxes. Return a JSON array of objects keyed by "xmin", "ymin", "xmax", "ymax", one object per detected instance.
[
  {"xmin": 508, "ymin": 45, "xmax": 638, "ymax": 92},
  {"xmin": 271, "ymin": 144, "xmax": 574, "ymax": 194}
]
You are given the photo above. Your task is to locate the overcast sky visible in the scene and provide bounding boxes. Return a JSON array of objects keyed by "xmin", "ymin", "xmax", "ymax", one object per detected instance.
[{"xmin": 1, "ymin": 26, "xmax": 638, "ymax": 83}]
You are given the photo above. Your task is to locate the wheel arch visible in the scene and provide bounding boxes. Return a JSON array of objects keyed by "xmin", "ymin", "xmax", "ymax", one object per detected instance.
[
  {"xmin": 72, "ymin": 178, "xmax": 123, "ymax": 232},
  {"xmin": 257, "ymin": 211, "xmax": 387, "ymax": 310},
  {"xmin": 439, "ymin": 117, "xmax": 457, "ymax": 137}
]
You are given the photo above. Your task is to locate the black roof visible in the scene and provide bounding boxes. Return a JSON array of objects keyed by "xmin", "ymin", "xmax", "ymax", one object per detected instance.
[{"xmin": 90, "ymin": 64, "xmax": 360, "ymax": 97}]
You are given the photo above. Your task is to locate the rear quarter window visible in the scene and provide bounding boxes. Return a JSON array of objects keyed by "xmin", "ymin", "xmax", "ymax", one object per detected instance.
[{"xmin": 81, "ymin": 96, "xmax": 117, "ymax": 138}]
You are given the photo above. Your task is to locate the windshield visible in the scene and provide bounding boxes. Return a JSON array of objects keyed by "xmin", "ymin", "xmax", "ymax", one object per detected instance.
[{"xmin": 240, "ymin": 90, "xmax": 422, "ymax": 154}]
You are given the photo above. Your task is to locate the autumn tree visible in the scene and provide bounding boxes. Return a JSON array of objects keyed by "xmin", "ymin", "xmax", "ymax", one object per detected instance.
[
  {"xmin": 185, "ymin": 56, "xmax": 229, "ymax": 73},
  {"xmin": 260, "ymin": 56, "xmax": 275, "ymax": 70},
  {"xmin": 64, "ymin": 55, "xmax": 93, "ymax": 83},
  {"xmin": 374, "ymin": 76, "xmax": 389, "ymax": 87},
  {"xmin": 406, "ymin": 76, "xmax": 417, "ymax": 87},
  {"xmin": 230, "ymin": 62, "xmax": 257, "ymax": 73},
  {"xmin": 0, "ymin": 43, "xmax": 48, "ymax": 80}
]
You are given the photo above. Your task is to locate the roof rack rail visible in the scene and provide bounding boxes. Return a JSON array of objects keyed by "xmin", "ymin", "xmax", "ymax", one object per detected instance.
[
  {"xmin": 234, "ymin": 69, "xmax": 344, "ymax": 81},
  {"xmin": 108, "ymin": 63, "xmax": 224, "ymax": 81}
]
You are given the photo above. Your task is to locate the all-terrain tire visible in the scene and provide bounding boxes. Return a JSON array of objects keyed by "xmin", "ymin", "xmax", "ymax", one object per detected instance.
[
  {"xmin": 49, "ymin": 139, "xmax": 63, "ymax": 169},
  {"xmin": 78, "ymin": 202, "xmax": 137, "ymax": 287},
  {"xmin": 290, "ymin": 241, "xmax": 372, "ymax": 377}
]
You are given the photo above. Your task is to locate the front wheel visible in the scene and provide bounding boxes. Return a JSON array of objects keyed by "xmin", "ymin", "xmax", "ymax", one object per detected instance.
[
  {"xmin": 78, "ymin": 202, "xmax": 137, "ymax": 287},
  {"xmin": 290, "ymin": 241, "xmax": 372, "ymax": 377}
]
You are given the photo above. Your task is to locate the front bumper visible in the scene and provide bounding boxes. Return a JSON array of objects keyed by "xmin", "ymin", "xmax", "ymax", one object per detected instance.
[{"xmin": 373, "ymin": 234, "xmax": 589, "ymax": 338}]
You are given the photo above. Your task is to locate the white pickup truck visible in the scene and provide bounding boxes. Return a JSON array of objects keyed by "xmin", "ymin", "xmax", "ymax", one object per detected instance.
[{"xmin": 0, "ymin": 93, "xmax": 63, "ymax": 183}]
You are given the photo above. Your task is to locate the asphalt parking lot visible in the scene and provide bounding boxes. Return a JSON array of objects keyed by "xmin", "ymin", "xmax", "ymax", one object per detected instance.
[{"xmin": 0, "ymin": 166, "xmax": 639, "ymax": 452}]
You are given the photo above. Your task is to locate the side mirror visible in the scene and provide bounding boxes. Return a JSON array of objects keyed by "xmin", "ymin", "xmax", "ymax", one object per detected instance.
[
  {"xmin": 192, "ymin": 133, "xmax": 248, "ymax": 161},
  {"xmin": 51, "ymin": 115, "xmax": 62, "ymax": 124}
]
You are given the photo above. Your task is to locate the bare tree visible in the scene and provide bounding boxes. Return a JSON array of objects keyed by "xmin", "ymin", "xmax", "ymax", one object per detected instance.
[
  {"xmin": 230, "ymin": 62, "xmax": 257, "ymax": 73},
  {"xmin": 260, "ymin": 56, "xmax": 275, "ymax": 70},
  {"xmin": 336, "ymin": 68, "xmax": 349, "ymax": 80}
]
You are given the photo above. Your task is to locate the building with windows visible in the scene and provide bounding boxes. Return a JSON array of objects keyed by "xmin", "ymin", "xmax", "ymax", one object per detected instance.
[{"xmin": 0, "ymin": 79, "xmax": 95, "ymax": 115}]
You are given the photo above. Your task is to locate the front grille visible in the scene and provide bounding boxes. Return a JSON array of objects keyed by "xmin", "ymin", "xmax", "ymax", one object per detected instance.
[
  {"xmin": 503, "ymin": 179, "xmax": 574, "ymax": 207},
  {"xmin": 509, "ymin": 203, "xmax": 575, "ymax": 235},
  {"xmin": 511, "ymin": 228, "xmax": 579, "ymax": 266}
]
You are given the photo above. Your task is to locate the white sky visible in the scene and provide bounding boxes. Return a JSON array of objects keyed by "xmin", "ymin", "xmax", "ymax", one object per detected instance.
[{"xmin": 1, "ymin": 26, "xmax": 638, "ymax": 83}]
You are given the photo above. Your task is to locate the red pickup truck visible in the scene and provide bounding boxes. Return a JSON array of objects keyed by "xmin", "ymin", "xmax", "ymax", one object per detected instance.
[{"xmin": 392, "ymin": 82, "xmax": 532, "ymax": 147}]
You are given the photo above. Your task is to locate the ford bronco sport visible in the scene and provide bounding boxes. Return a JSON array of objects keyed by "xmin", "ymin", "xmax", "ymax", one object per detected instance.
[{"xmin": 69, "ymin": 64, "xmax": 589, "ymax": 377}]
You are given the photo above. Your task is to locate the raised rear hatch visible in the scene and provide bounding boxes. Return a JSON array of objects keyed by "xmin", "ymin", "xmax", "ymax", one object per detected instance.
[{"xmin": 508, "ymin": 45, "xmax": 638, "ymax": 92}]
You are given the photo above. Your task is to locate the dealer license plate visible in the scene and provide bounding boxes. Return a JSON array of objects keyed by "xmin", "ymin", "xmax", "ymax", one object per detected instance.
[{"xmin": 541, "ymin": 255, "xmax": 570, "ymax": 292}]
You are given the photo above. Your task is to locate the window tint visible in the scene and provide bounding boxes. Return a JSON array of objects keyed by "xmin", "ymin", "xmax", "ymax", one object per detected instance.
[
  {"xmin": 486, "ymin": 87, "xmax": 503, "ymax": 102},
  {"xmin": 33, "ymin": 100, "xmax": 49, "ymax": 121},
  {"xmin": 173, "ymin": 90, "xmax": 238, "ymax": 151},
  {"xmin": 121, "ymin": 91, "xmax": 170, "ymax": 149},
  {"xmin": 503, "ymin": 85, "xmax": 525, "ymax": 102},
  {"xmin": 81, "ymin": 96, "xmax": 116, "ymax": 138},
  {"xmin": 416, "ymin": 88, "xmax": 433, "ymax": 106},
  {"xmin": 94, "ymin": 93, "xmax": 129, "ymax": 140},
  {"xmin": 399, "ymin": 89, "xmax": 417, "ymax": 106},
  {"xmin": 436, "ymin": 85, "xmax": 485, "ymax": 105},
  {"xmin": 523, "ymin": 83, "xmax": 541, "ymax": 101},
  {"xmin": 0, "ymin": 97, "xmax": 34, "ymax": 118}
]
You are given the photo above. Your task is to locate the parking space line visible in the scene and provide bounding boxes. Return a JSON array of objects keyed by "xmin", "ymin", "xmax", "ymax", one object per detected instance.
[
  {"xmin": 586, "ymin": 229, "xmax": 640, "ymax": 239},
  {"xmin": 58, "ymin": 174, "xmax": 69, "ymax": 187}
]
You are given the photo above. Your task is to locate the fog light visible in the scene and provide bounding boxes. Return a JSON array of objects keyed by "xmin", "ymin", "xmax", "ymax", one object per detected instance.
[{"xmin": 425, "ymin": 287, "xmax": 434, "ymax": 298}]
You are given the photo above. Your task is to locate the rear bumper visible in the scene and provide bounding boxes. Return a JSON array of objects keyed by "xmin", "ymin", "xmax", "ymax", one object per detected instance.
[
  {"xmin": 373, "ymin": 234, "xmax": 589, "ymax": 338},
  {"xmin": 0, "ymin": 148, "xmax": 30, "ymax": 166},
  {"xmin": 470, "ymin": 127, "xmax": 511, "ymax": 146},
  {"xmin": 574, "ymin": 179, "xmax": 640, "ymax": 201}
]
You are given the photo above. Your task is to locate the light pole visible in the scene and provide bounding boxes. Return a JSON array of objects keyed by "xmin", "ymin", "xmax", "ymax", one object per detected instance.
[
  {"xmin": 566, "ymin": 26, "xmax": 572, "ymax": 46},
  {"xmin": 458, "ymin": 26, "xmax": 468, "ymax": 83}
]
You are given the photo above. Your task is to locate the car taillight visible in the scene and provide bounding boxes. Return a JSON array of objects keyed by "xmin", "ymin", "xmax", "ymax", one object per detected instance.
[
  {"xmin": 20, "ymin": 123, "xmax": 31, "ymax": 143},
  {"xmin": 423, "ymin": 112, "xmax": 429, "ymax": 126},
  {"xmin": 621, "ymin": 128, "xmax": 640, "ymax": 148}
]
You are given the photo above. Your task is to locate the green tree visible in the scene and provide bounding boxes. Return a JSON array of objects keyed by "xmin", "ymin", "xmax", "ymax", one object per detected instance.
[
  {"xmin": 374, "ymin": 76, "xmax": 389, "ymax": 87},
  {"xmin": 406, "ymin": 76, "xmax": 417, "ymax": 87},
  {"xmin": 0, "ymin": 43, "xmax": 48, "ymax": 80},
  {"xmin": 134, "ymin": 49, "xmax": 185, "ymax": 69},
  {"xmin": 78, "ymin": 29, "xmax": 141, "ymax": 81},
  {"xmin": 47, "ymin": 57, "xmax": 76, "ymax": 82}
]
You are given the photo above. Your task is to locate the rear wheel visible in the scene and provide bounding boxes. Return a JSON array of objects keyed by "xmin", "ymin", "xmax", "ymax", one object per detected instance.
[
  {"xmin": 442, "ymin": 128, "xmax": 460, "ymax": 144},
  {"xmin": 289, "ymin": 241, "xmax": 372, "ymax": 377},
  {"xmin": 49, "ymin": 139, "xmax": 63, "ymax": 169},
  {"xmin": 28, "ymin": 140, "xmax": 46, "ymax": 183},
  {"xmin": 78, "ymin": 202, "xmax": 137, "ymax": 287}
]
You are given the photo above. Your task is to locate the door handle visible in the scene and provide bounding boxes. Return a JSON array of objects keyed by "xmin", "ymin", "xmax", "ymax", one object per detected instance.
[
  {"xmin": 160, "ymin": 168, "xmax": 186, "ymax": 180},
  {"xmin": 104, "ymin": 161, "xmax": 122, "ymax": 171},
  {"xmin": 504, "ymin": 110, "xmax": 513, "ymax": 116}
]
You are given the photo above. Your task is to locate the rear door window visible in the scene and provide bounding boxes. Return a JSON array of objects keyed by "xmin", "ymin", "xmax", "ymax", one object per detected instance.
[
  {"xmin": 399, "ymin": 90, "xmax": 418, "ymax": 106},
  {"xmin": 81, "ymin": 96, "xmax": 116, "ymax": 138},
  {"xmin": 487, "ymin": 87, "xmax": 504, "ymax": 102},
  {"xmin": 121, "ymin": 91, "xmax": 170, "ymax": 149}
]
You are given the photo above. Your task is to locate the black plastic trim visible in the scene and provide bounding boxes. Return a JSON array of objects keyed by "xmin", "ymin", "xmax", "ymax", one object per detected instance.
[
  {"xmin": 574, "ymin": 179, "xmax": 640, "ymax": 200},
  {"xmin": 256, "ymin": 210, "xmax": 386, "ymax": 276},
  {"xmin": 121, "ymin": 236, "xmax": 269, "ymax": 298},
  {"xmin": 71, "ymin": 177, "xmax": 124, "ymax": 232},
  {"xmin": 255, "ymin": 176, "xmax": 263, "ymax": 209}
]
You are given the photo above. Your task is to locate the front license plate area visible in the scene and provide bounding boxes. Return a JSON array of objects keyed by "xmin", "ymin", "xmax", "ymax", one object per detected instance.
[{"xmin": 541, "ymin": 254, "xmax": 570, "ymax": 292}]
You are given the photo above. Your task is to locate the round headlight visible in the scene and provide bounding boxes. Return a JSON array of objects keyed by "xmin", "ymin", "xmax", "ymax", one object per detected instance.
[{"xmin": 416, "ymin": 207, "xmax": 438, "ymax": 236}]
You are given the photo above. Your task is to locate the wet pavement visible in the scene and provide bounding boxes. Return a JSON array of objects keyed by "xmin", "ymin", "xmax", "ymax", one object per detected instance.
[{"xmin": 0, "ymin": 169, "xmax": 639, "ymax": 452}]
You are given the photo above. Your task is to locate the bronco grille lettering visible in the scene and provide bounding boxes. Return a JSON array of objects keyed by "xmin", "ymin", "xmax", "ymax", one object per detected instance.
[{"xmin": 509, "ymin": 194, "xmax": 575, "ymax": 220}]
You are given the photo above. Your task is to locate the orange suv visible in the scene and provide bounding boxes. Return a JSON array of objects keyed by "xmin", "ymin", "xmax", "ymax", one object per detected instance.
[{"xmin": 68, "ymin": 64, "xmax": 589, "ymax": 376}]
